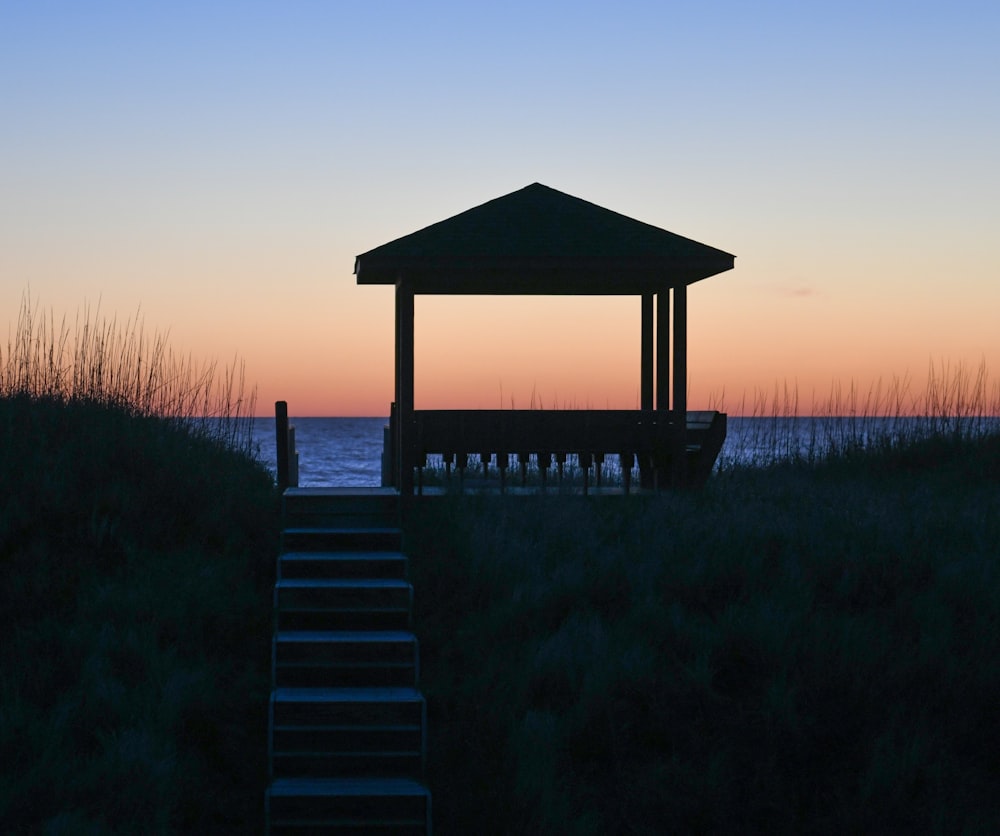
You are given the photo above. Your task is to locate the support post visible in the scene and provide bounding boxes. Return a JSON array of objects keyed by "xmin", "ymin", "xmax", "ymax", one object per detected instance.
[
  {"xmin": 640, "ymin": 293, "xmax": 654, "ymax": 489},
  {"xmin": 275, "ymin": 400, "xmax": 289, "ymax": 492},
  {"xmin": 655, "ymin": 288, "xmax": 670, "ymax": 487},
  {"xmin": 396, "ymin": 281, "xmax": 415, "ymax": 494},
  {"xmin": 672, "ymin": 283, "xmax": 688, "ymax": 486},
  {"xmin": 382, "ymin": 403, "xmax": 398, "ymax": 487},
  {"xmin": 287, "ymin": 425, "xmax": 299, "ymax": 487},
  {"xmin": 641, "ymin": 293, "xmax": 654, "ymax": 412},
  {"xmin": 656, "ymin": 289, "xmax": 670, "ymax": 412}
]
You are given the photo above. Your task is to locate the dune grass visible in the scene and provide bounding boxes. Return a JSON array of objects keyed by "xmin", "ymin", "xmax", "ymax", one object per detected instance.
[
  {"xmin": 6, "ymin": 293, "xmax": 1000, "ymax": 832},
  {"xmin": 2, "ymin": 293, "xmax": 256, "ymax": 452},
  {"xmin": 405, "ymin": 425, "xmax": 1000, "ymax": 833},
  {"xmin": 715, "ymin": 360, "xmax": 1000, "ymax": 471},
  {"xmin": 0, "ymin": 299, "xmax": 278, "ymax": 834}
]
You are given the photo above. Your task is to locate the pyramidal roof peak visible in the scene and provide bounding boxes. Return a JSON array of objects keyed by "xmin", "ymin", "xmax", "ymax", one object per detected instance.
[{"xmin": 355, "ymin": 183, "xmax": 734, "ymax": 294}]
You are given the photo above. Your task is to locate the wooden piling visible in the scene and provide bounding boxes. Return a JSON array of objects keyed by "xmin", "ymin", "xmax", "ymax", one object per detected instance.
[{"xmin": 276, "ymin": 400, "xmax": 290, "ymax": 492}]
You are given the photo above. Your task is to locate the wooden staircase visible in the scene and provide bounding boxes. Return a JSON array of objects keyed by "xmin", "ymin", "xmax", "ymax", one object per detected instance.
[{"xmin": 266, "ymin": 488, "xmax": 431, "ymax": 835}]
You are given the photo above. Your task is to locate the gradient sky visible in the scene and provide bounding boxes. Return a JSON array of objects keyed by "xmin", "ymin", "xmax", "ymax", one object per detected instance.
[{"xmin": 3, "ymin": 1, "xmax": 998, "ymax": 416}]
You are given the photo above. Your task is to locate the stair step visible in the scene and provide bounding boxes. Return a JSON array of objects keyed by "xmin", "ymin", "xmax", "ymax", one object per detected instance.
[
  {"xmin": 271, "ymin": 687, "xmax": 425, "ymax": 727},
  {"xmin": 282, "ymin": 527, "xmax": 402, "ymax": 553},
  {"xmin": 276, "ymin": 579, "xmax": 413, "ymax": 609},
  {"xmin": 270, "ymin": 687, "xmax": 426, "ymax": 779},
  {"xmin": 283, "ymin": 488, "xmax": 401, "ymax": 529},
  {"xmin": 285, "ymin": 511, "xmax": 401, "ymax": 529},
  {"xmin": 278, "ymin": 551, "xmax": 408, "ymax": 581},
  {"xmin": 283, "ymin": 487, "xmax": 400, "ymax": 514},
  {"xmin": 273, "ymin": 724, "xmax": 424, "ymax": 754},
  {"xmin": 275, "ymin": 663, "xmax": 417, "ymax": 688},
  {"xmin": 271, "ymin": 750, "xmax": 425, "ymax": 780},
  {"xmin": 275, "ymin": 631, "xmax": 417, "ymax": 663},
  {"xmin": 276, "ymin": 609, "xmax": 411, "ymax": 632},
  {"xmin": 274, "ymin": 580, "xmax": 413, "ymax": 632},
  {"xmin": 266, "ymin": 777, "xmax": 430, "ymax": 834},
  {"xmin": 273, "ymin": 631, "xmax": 418, "ymax": 688}
]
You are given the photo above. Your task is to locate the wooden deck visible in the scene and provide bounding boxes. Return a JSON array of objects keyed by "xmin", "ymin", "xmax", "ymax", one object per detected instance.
[{"xmin": 385, "ymin": 408, "xmax": 727, "ymax": 494}]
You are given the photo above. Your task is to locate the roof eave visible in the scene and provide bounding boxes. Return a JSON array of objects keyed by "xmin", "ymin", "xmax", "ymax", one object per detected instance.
[{"xmin": 355, "ymin": 254, "xmax": 734, "ymax": 294}]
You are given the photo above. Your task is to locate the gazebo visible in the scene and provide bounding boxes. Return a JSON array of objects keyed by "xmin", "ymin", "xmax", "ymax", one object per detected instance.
[{"xmin": 354, "ymin": 183, "xmax": 735, "ymax": 493}]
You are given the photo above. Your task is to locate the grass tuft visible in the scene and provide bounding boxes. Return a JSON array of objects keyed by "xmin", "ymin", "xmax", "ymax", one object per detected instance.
[
  {"xmin": 1, "ymin": 291, "xmax": 257, "ymax": 453},
  {"xmin": 1, "ymin": 296, "xmax": 277, "ymax": 833},
  {"xmin": 406, "ymin": 418, "xmax": 1000, "ymax": 833}
]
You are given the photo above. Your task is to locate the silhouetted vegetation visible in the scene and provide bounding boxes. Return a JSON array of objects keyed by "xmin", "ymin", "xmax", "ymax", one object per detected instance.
[
  {"xmin": 406, "ymin": 429, "xmax": 1000, "ymax": 833},
  {"xmin": 6, "ymin": 294, "xmax": 1000, "ymax": 832},
  {"xmin": 1, "ymin": 299, "xmax": 278, "ymax": 833}
]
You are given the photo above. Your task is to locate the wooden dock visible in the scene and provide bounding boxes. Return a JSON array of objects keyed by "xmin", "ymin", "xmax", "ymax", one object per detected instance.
[
  {"xmin": 386, "ymin": 409, "xmax": 727, "ymax": 494},
  {"xmin": 265, "ymin": 488, "xmax": 432, "ymax": 835}
]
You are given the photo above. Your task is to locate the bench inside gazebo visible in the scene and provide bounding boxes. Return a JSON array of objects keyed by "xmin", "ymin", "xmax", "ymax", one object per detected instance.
[{"xmin": 354, "ymin": 182, "xmax": 735, "ymax": 494}]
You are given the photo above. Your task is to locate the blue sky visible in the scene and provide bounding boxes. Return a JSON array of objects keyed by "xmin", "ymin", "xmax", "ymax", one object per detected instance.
[{"xmin": 3, "ymin": 1, "xmax": 999, "ymax": 414}]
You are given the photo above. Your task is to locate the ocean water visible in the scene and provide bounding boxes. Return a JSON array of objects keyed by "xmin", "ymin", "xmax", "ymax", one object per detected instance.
[
  {"xmin": 251, "ymin": 417, "xmax": 388, "ymax": 487},
  {"xmin": 248, "ymin": 414, "xmax": 1000, "ymax": 487}
]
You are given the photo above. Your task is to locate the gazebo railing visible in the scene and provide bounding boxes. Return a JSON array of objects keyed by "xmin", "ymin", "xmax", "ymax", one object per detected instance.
[{"xmin": 386, "ymin": 407, "xmax": 726, "ymax": 493}]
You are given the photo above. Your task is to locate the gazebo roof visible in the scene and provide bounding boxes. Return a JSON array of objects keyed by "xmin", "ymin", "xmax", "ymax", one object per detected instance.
[{"xmin": 354, "ymin": 182, "xmax": 734, "ymax": 294}]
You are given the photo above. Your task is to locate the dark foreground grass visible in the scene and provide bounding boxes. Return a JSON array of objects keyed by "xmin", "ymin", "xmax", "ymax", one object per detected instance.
[
  {"xmin": 5, "ymin": 295, "xmax": 998, "ymax": 834},
  {"xmin": 405, "ymin": 431, "xmax": 1000, "ymax": 834},
  {"xmin": 5, "ymin": 400, "xmax": 998, "ymax": 835},
  {"xmin": 0, "ymin": 396, "xmax": 278, "ymax": 834}
]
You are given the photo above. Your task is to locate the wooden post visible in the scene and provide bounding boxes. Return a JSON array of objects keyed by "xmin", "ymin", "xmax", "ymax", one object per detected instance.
[
  {"xmin": 396, "ymin": 281, "xmax": 415, "ymax": 494},
  {"xmin": 655, "ymin": 288, "xmax": 670, "ymax": 487},
  {"xmin": 383, "ymin": 402, "xmax": 398, "ymax": 487},
  {"xmin": 381, "ymin": 419, "xmax": 392, "ymax": 487},
  {"xmin": 640, "ymin": 293, "xmax": 654, "ymax": 489},
  {"xmin": 641, "ymin": 293, "xmax": 654, "ymax": 411},
  {"xmin": 672, "ymin": 283, "xmax": 688, "ymax": 486},
  {"xmin": 287, "ymin": 425, "xmax": 299, "ymax": 488},
  {"xmin": 275, "ymin": 400, "xmax": 289, "ymax": 492},
  {"xmin": 656, "ymin": 289, "xmax": 670, "ymax": 412}
]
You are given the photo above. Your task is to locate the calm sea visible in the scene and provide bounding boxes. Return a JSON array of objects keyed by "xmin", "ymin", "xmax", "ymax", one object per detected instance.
[
  {"xmin": 248, "ymin": 415, "xmax": 999, "ymax": 487},
  {"xmin": 251, "ymin": 417, "xmax": 388, "ymax": 487}
]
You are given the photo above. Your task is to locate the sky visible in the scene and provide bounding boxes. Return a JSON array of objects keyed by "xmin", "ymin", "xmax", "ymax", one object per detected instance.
[{"xmin": 3, "ymin": 1, "xmax": 998, "ymax": 417}]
